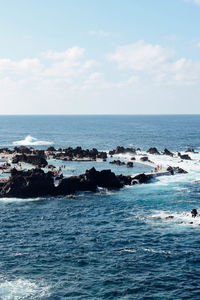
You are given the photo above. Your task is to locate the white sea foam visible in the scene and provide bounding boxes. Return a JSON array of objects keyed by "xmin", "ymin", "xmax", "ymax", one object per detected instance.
[
  {"xmin": 0, "ymin": 197, "xmax": 48, "ymax": 203},
  {"xmin": 142, "ymin": 248, "xmax": 173, "ymax": 255},
  {"xmin": 119, "ymin": 247, "xmax": 172, "ymax": 255},
  {"xmin": 0, "ymin": 279, "xmax": 50, "ymax": 299},
  {"xmin": 151, "ymin": 210, "xmax": 200, "ymax": 227},
  {"xmin": 13, "ymin": 135, "xmax": 53, "ymax": 146},
  {"xmin": 119, "ymin": 248, "xmax": 137, "ymax": 253},
  {"xmin": 110, "ymin": 150, "xmax": 200, "ymax": 184}
]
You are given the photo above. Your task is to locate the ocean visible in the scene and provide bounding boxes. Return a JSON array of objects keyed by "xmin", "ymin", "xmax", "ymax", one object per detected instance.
[{"xmin": 0, "ymin": 115, "xmax": 200, "ymax": 299}]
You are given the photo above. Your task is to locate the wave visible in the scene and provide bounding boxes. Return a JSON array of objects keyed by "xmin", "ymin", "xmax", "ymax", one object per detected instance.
[
  {"xmin": 150, "ymin": 210, "xmax": 200, "ymax": 227},
  {"xmin": 0, "ymin": 278, "xmax": 50, "ymax": 299},
  {"xmin": 0, "ymin": 197, "xmax": 47, "ymax": 203},
  {"xmin": 13, "ymin": 135, "xmax": 53, "ymax": 146},
  {"xmin": 119, "ymin": 247, "xmax": 173, "ymax": 255}
]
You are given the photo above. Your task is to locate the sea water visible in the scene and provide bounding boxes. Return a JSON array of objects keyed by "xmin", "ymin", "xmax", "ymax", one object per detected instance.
[{"xmin": 0, "ymin": 115, "xmax": 200, "ymax": 299}]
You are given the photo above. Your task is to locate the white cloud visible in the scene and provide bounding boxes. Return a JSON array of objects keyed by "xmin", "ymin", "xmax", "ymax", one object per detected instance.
[
  {"xmin": 197, "ymin": 42, "xmax": 200, "ymax": 48},
  {"xmin": 108, "ymin": 40, "xmax": 173, "ymax": 71},
  {"xmin": 81, "ymin": 72, "xmax": 139, "ymax": 91},
  {"xmin": 108, "ymin": 40, "xmax": 200, "ymax": 86},
  {"xmin": 42, "ymin": 46, "xmax": 85, "ymax": 60},
  {"xmin": 40, "ymin": 46, "xmax": 97, "ymax": 78},
  {"xmin": 0, "ymin": 58, "xmax": 43, "ymax": 74},
  {"xmin": 1, "ymin": 43, "xmax": 200, "ymax": 114},
  {"xmin": 0, "ymin": 47, "xmax": 96, "ymax": 80}
]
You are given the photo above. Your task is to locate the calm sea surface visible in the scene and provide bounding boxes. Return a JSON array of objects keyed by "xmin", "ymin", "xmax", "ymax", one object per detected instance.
[{"xmin": 0, "ymin": 115, "xmax": 200, "ymax": 299}]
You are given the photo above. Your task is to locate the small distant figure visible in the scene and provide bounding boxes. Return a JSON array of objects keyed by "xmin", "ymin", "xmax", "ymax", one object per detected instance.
[{"xmin": 191, "ymin": 209, "xmax": 198, "ymax": 218}]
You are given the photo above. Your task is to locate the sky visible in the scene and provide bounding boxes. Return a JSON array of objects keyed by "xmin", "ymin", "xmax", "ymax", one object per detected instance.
[{"xmin": 0, "ymin": 0, "xmax": 200, "ymax": 114}]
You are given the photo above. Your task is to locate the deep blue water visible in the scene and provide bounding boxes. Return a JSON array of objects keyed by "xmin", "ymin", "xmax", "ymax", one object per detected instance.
[{"xmin": 0, "ymin": 115, "xmax": 200, "ymax": 299}]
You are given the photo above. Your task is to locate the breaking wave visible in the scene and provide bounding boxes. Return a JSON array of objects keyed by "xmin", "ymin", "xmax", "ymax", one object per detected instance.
[
  {"xmin": 150, "ymin": 210, "xmax": 200, "ymax": 227},
  {"xmin": 0, "ymin": 278, "xmax": 50, "ymax": 299},
  {"xmin": 13, "ymin": 135, "xmax": 53, "ymax": 146}
]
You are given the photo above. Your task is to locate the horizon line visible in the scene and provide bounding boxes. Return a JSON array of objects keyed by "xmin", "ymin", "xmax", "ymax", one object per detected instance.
[{"xmin": 0, "ymin": 113, "xmax": 200, "ymax": 116}]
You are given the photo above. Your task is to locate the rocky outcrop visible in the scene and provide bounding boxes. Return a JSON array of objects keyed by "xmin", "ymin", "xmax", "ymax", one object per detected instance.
[
  {"xmin": 0, "ymin": 168, "xmax": 55, "ymax": 198},
  {"xmin": 86, "ymin": 167, "xmax": 123, "ymax": 189},
  {"xmin": 50, "ymin": 147, "xmax": 107, "ymax": 161},
  {"xmin": 12, "ymin": 153, "xmax": 48, "ymax": 168},
  {"xmin": 147, "ymin": 147, "xmax": 160, "ymax": 155},
  {"xmin": 185, "ymin": 148, "xmax": 197, "ymax": 153},
  {"xmin": 47, "ymin": 146, "xmax": 56, "ymax": 152},
  {"xmin": 109, "ymin": 146, "xmax": 136, "ymax": 155},
  {"xmin": 0, "ymin": 167, "xmax": 124, "ymax": 198},
  {"xmin": 14, "ymin": 146, "xmax": 34, "ymax": 154},
  {"xmin": 117, "ymin": 174, "xmax": 132, "ymax": 186},
  {"xmin": 0, "ymin": 165, "xmax": 159, "ymax": 198},
  {"xmin": 163, "ymin": 148, "xmax": 173, "ymax": 157},
  {"xmin": 191, "ymin": 209, "xmax": 198, "ymax": 217},
  {"xmin": 0, "ymin": 147, "xmax": 13, "ymax": 154},
  {"xmin": 167, "ymin": 166, "xmax": 188, "ymax": 174},
  {"xmin": 53, "ymin": 167, "xmax": 124, "ymax": 195},
  {"xmin": 131, "ymin": 173, "xmax": 153, "ymax": 184},
  {"xmin": 178, "ymin": 153, "xmax": 191, "ymax": 160}
]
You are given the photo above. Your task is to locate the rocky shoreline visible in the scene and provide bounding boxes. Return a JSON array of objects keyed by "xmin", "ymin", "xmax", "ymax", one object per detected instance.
[
  {"xmin": 0, "ymin": 145, "xmax": 191, "ymax": 198},
  {"xmin": 0, "ymin": 167, "xmax": 153, "ymax": 198}
]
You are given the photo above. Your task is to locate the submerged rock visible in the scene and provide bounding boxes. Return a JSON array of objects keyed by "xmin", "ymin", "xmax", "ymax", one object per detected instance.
[
  {"xmin": 127, "ymin": 162, "xmax": 133, "ymax": 168},
  {"xmin": 140, "ymin": 156, "xmax": 153, "ymax": 164},
  {"xmin": 165, "ymin": 216, "xmax": 174, "ymax": 220},
  {"xmin": 185, "ymin": 148, "xmax": 198, "ymax": 153},
  {"xmin": 109, "ymin": 160, "xmax": 125, "ymax": 166},
  {"xmin": 140, "ymin": 156, "xmax": 148, "ymax": 162}
]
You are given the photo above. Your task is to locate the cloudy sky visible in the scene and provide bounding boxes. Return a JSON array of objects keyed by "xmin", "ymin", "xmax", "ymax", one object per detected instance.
[{"xmin": 0, "ymin": 0, "xmax": 200, "ymax": 114}]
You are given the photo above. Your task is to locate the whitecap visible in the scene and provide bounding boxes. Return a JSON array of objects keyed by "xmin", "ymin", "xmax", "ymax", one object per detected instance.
[
  {"xmin": 0, "ymin": 278, "xmax": 50, "ymax": 300},
  {"xmin": 118, "ymin": 247, "xmax": 172, "ymax": 255},
  {"xmin": 0, "ymin": 197, "xmax": 46, "ymax": 203},
  {"xmin": 13, "ymin": 135, "xmax": 53, "ymax": 146},
  {"xmin": 150, "ymin": 210, "xmax": 200, "ymax": 227},
  {"xmin": 119, "ymin": 248, "xmax": 137, "ymax": 253},
  {"xmin": 142, "ymin": 248, "xmax": 172, "ymax": 255}
]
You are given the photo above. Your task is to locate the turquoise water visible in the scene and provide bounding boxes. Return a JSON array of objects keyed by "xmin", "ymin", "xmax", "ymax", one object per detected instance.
[{"xmin": 0, "ymin": 115, "xmax": 200, "ymax": 299}]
